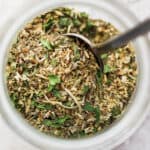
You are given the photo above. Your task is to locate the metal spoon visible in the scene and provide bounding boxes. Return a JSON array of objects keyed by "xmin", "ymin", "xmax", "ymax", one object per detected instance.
[{"xmin": 65, "ymin": 18, "xmax": 150, "ymax": 71}]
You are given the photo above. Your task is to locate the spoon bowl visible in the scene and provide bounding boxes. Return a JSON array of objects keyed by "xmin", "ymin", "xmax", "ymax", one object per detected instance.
[
  {"xmin": 64, "ymin": 33, "xmax": 104, "ymax": 70},
  {"xmin": 64, "ymin": 18, "xmax": 150, "ymax": 71}
]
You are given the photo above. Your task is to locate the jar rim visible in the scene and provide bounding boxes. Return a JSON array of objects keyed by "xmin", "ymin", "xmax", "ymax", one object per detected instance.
[{"xmin": 0, "ymin": 0, "xmax": 150, "ymax": 150}]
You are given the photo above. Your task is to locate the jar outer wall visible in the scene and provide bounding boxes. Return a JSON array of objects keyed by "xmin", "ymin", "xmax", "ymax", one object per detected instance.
[{"xmin": 0, "ymin": 0, "xmax": 150, "ymax": 150}]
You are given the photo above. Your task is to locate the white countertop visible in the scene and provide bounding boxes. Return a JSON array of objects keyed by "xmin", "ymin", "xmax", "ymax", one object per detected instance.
[{"xmin": 0, "ymin": 0, "xmax": 150, "ymax": 150}]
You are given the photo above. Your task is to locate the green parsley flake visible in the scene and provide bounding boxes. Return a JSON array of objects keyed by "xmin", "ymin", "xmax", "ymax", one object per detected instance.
[
  {"xmin": 32, "ymin": 101, "xmax": 52, "ymax": 110},
  {"xmin": 73, "ymin": 19, "xmax": 81, "ymax": 26},
  {"xmin": 43, "ymin": 19, "xmax": 54, "ymax": 32},
  {"xmin": 43, "ymin": 116, "xmax": 70, "ymax": 128},
  {"xmin": 48, "ymin": 75, "xmax": 61, "ymax": 86},
  {"xmin": 52, "ymin": 89, "xmax": 61, "ymax": 98},
  {"xmin": 82, "ymin": 85, "xmax": 89, "ymax": 95},
  {"xmin": 48, "ymin": 84, "xmax": 54, "ymax": 92},
  {"xmin": 80, "ymin": 12, "xmax": 89, "ymax": 19},
  {"xmin": 83, "ymin": 102, "xmax": 100, "ymax": 122},
  {"xmin": 59, "ymin": 17, "xmax": 72, "ymax": 27},
  {"xmin": 40, "ymin": 39, "xmax": 53, "ymax": 50},
  {"xmin": 104, "ymin": 64, "xmax": 112, "ymax": 73},
  {"xmin": 101, "ymin": 54, "xmax": 108, "ymax": 59},
  {"xmin": 111, "ymin": 106, "xmax": 121, "ymax": 117},
  {"xmin": 73, "ymin": 46, "xmax": 80, "ymax": 61},
  {"xmin": 83, "ymin": 21, "xmax": 96, "ymax": 34},
  {"xmin": 48, "ymin": 75, "xmax": 61, "ymax": 92},
  {"xmin": 96, "ymin": 69, "xmax": 102, "ymax": 87}
]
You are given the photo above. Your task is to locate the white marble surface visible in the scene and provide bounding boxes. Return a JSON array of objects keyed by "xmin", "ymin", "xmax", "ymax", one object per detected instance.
[{"xmin": 0, "ymin": 0, "xmax": 150, "ymax": 150}]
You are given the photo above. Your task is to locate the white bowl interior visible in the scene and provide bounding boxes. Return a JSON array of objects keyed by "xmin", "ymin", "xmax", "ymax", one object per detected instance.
[{"xmin": 0, "ymin": 0, "xmax": 150, "ymax": 150}]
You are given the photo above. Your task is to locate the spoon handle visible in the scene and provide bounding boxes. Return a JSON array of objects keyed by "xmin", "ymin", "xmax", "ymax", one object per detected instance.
[{"xmin": 94, "ymin": 18, "xmax": 150, "ymax": 55}]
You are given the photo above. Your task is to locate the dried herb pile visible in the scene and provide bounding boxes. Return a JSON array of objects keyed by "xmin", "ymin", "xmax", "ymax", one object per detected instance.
[{"xmin": 6, "ymin": 8, "xmax": 137, "ymax": 138}]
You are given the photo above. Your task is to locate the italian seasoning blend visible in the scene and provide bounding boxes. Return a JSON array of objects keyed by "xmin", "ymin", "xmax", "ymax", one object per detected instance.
[{"xmin": 6, "ymin": 8, "xmax": 137, "ymax": 138}]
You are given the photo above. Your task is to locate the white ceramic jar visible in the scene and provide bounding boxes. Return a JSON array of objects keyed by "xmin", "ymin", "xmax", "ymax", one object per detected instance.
[{"xmin": 0, "ymin": 0, "xmax": 150, "ymax": 150}]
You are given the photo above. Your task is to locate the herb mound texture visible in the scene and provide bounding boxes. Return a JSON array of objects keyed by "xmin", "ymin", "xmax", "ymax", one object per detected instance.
[{"xmin": 6, "ymin": 7, "xmax": 137, "ymax": 138}]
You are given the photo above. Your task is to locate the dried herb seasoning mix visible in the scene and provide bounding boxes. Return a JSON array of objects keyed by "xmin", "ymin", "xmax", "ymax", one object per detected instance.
[{"xmin": 6, "ymin": 8, "xmax": 137, "ymax": 138}]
